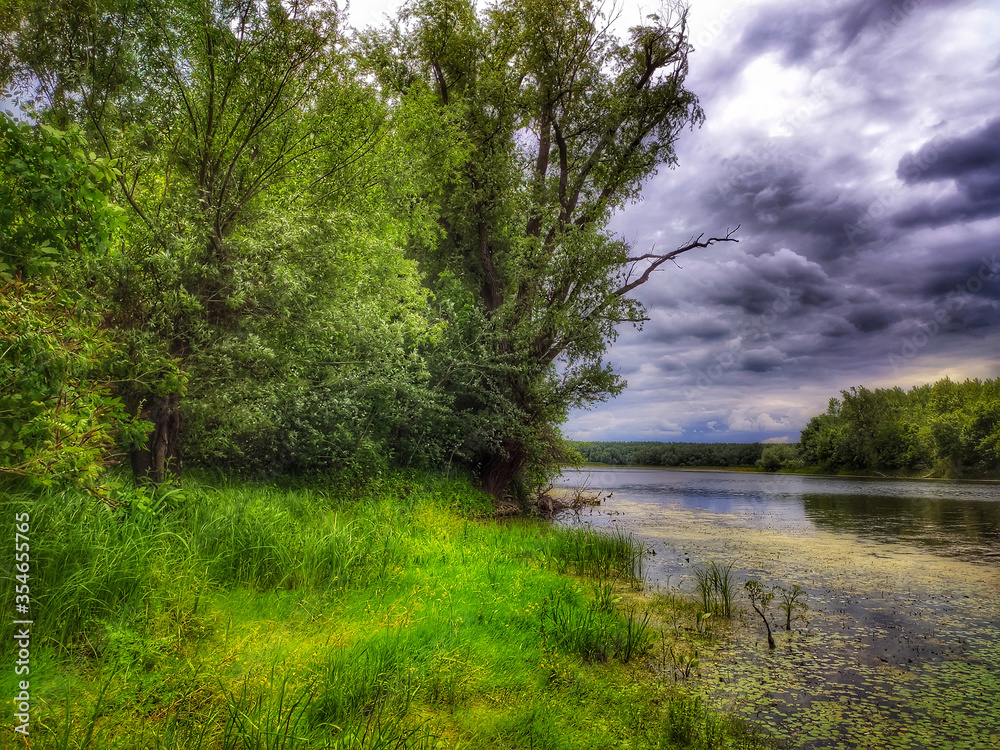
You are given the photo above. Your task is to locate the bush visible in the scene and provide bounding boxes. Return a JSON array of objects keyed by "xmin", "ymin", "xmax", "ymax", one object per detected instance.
[{"xmin": 756, "ymin": 444, "xmax": 802, "ymax": 472}]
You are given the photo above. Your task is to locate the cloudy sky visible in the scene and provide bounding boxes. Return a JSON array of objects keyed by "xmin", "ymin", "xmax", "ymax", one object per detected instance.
[{"xmin": 352, "ymin": 0, "xmax": 1000, "ymax": 444}]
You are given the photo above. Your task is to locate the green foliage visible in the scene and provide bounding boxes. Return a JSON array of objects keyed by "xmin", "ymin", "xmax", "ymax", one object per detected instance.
[
  {"xmin": 0, "ymin": 117, "xmax": 120, "ymax": 275},
  {"xmin": 0, "ymin": 115, "xmax": 136, "ymax": 487},
  {"xmin": 571, "ymin": 441, "xmax": 766, "ymax": 467},
  {"xmin": 361, "ymin": 0, "xmax": 720, "ymax": 497},
  {"xmin": 756, "ymin": 443, "xmax": 802, "ymax": 472},
  {"xmin": 3, "ymin": 0, "xmax": 734, "ymax": 494},
  {"xmin": 6, "ymin": 0, "xmax": 447, "ymax": 484},
  {"xmin": 800, "ymin": 378, "xmax": 1000, "ymax": 476}
]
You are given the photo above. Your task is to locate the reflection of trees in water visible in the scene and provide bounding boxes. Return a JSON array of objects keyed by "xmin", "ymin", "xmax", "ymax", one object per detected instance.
[{"xmin": 802, "ymin": 493, "xmax": 1000, "ymax": 553}]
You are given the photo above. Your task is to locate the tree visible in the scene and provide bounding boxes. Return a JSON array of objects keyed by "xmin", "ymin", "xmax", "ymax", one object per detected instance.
[
  {"xmin": 799, "ymin": 378, "xmax": 999, "ymax": 477},
  {"xmin": 756, "ymin": 443, "xmax": 800, "ymax": 472},
  {"xmin": 364, "ymin": 0, "xmax": 737, "ymax": 497},
  {"xmin": 4, "ymin": 0, "xmax": 388, "ymax": 483},
  {"xmin": 0, "ymin": 115, "xmax": 134, "ymax": 488},
  {"xmin": 744, "ymin": 579, "xmax": 775, "ymax": 650}
]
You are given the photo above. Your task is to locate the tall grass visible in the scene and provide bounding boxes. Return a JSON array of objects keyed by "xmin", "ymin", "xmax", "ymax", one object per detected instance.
[
  {"xmin": 0, "ymin": 486, "xmax": 182, "ymax": 656},
  {"xmin": 540, "ymin": 587, "xmax": 616, "ymax": 663},
  {"xmin": 310, "ymin": 636, "xmax": 416, "ymax": 730},
  {"xmin": 219, "ymin": 670, "xmax": 315, "ymax": 750},
  {"xmin": 539, "ymin": 587, "xmax": 653, "ymax": 664},
  {"xmin": 543, "ymin": 527, "xmax": 645, "ymax": 586},
  {"xmin": 659, "ymin": 690, "xmax": 781, "ymax": 750},
  {"xmin": 3, "ymin": 474, "xmax": 778, "ymax": 750},
  {"xmin": 616, "ymin": 605, "xmax": 653, "ymax": 664},
  {"xmin": 0, "ymin": 479, "xmax": 415, "ymax": 659},
  {"xmin": 693, "ymin": 560, "xmax": 736, "ymax": 618}
]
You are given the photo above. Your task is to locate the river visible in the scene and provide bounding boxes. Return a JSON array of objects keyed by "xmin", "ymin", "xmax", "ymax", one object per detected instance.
[{"xmin": 554, "ymin": 468, "xmax": 1000, "ymax": 749}]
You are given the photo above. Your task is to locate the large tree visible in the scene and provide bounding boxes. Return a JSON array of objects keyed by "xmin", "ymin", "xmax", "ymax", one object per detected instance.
[
  {"xmin": 4, "ymin": 0, "xmax": 390, "ymax": 483},
  {"xmin": 364, "ymin": 0, "xmax": 737, "ymax": 497}
]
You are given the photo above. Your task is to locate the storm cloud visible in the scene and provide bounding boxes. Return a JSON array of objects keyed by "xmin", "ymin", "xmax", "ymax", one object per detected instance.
[{"xmin": 563, "ymin": 0, "xmax": 1000, "ymax": 443}]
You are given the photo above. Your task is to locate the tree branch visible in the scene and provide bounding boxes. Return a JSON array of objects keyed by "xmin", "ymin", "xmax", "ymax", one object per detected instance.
[{"xmin": 615, "ymin": 225, "xmax": 740, "ymax": 297}]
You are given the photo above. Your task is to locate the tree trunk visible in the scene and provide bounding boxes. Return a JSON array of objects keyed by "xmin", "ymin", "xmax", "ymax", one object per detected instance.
[
  {"xmin": 130, "ymin": 392, "xmax": 183, "ymax": 485},
  {"xmin": 482, "ymin": 437, "xmax": 527, "ymax": 500}
]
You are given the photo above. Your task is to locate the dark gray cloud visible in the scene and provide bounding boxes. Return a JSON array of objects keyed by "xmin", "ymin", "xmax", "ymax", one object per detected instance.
[
  {"xmin": 732, "ymin": 0, "xmax": 958, "ymax": 68},
  {"xmin": 707, "ymin": 142, "xmax": 893, "ymax": 261},
  {"xmin": 899, "ymin": 119, "xmax": 1000, "ymax": 185},
  {"xmin": 644, "ymin": 316, "xmax": 733, "ymax": 345},
  {"xmin": 919, "ymin": 251, "xmax": 1000, "ymax": 302},
  {"xmin": 740, "ymin": 346, "xmax": 788, "ymax": 372},
  {"xmin": 846, "ymin": 304, "xmax": 896, "ymax": 333},
  {"xmin": 894, "ymin": 118, "xmax": 1000, "ymax": 228},
  {"xmin": 564, "ymin": 0, "xmax": 1000, "ymax": 444}
]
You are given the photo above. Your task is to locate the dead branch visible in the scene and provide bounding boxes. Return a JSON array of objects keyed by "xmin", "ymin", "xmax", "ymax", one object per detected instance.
[{"xmin": 616, "ymin": 224, "xmax": 740, "ymax": 296}]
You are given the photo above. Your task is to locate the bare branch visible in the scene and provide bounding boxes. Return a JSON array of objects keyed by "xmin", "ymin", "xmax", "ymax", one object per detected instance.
[{"xmin": 615, "ymin": 224, "xmax": 740, "ymax": 297}]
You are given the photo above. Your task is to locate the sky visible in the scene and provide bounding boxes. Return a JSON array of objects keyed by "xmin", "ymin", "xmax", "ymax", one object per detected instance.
[{"xmin": 349, "ymin": 0, "xmax": 1000, "ymax": 444}]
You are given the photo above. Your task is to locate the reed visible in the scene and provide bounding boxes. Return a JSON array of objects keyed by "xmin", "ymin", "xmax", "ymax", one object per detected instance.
[
  {"xmin": 616, "ymin": 605, "xmax": 653, "ymax": 663},
  {"xmin": 540, "ymin": 588, "xmax": 615, "ymax": 663},
  {"xmin": 591, "ymin": 573, "xmax": 620, "ymax": 614},
  {"xmin": 693, "ymin": 560, "xmax": 736, "ymax": 617},
  {"xmin": 544, "ymin": 526, "xmax": 645, "ymax": 586}
]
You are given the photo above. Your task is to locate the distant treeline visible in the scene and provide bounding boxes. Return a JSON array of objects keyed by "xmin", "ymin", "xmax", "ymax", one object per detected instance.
[
  {"xmin": 569, "ymin": 441, "xmax": 765, "ymax": 467},
  {"xmin": 800, "ymin": 377, "xmax": 1000, "ymax": 477},
  {"xmin": 571, "ymin": 377, "xmax": 1000, "ymax": 479}
]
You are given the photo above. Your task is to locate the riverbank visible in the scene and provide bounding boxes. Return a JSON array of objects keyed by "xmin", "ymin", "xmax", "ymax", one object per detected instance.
[{"xmin": 0, "ymin": 472, "xmax": 778, "ymax": 749}]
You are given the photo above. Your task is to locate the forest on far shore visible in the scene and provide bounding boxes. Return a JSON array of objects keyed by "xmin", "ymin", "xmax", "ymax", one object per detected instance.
[
  {"xmin": 569, "ymin": 441, "xmax": 764, "ymax": 468},
  {"xmin": 571, "ymin": 376, "xmax": 1000, "ymax": 479}
]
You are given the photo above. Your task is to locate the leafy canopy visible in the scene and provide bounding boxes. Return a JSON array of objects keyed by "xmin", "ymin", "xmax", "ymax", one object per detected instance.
[{"xmin": 361, "ymin": 0, "xmax": 733, "ymax": 495}]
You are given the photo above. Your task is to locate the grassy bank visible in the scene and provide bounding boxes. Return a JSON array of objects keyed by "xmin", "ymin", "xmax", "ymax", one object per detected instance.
[{"xmin": 0, "ymin": 473, "xmax": 778, "ymax": 749}]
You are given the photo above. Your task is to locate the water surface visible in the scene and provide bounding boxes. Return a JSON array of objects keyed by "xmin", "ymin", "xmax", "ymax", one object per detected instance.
[{"xmin": 556, "ymin": 468, "xmax": 1000, "ymax": 749}]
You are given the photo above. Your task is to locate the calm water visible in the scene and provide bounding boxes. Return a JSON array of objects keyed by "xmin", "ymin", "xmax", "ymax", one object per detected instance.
[{"xmin": 555, "ymin": 468, "xmax": 1000, "ymax": 749}]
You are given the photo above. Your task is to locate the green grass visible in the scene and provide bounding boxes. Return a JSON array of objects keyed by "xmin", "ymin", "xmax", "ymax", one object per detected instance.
[{"xmin": 0, "ymin": 472, "xmax": 777, "ymax": 749}]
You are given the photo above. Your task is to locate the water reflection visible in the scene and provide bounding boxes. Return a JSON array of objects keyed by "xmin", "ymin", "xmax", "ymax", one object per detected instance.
[
  {"xmin": 802, "ymin": 493, "xmax": 1000, "ymax": 559},
  {"xmin": 556, "ymin": 467, "xmax": 1000, "ymax": 560}
]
